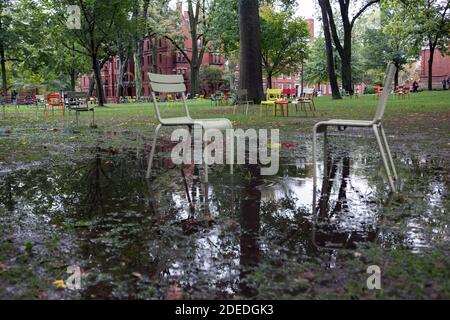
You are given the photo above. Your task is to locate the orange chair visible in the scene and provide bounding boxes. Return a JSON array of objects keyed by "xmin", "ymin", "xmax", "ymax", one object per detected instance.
[{"xmin": 46, "ymin": 93, "xmax": 64, "ymax": 115}]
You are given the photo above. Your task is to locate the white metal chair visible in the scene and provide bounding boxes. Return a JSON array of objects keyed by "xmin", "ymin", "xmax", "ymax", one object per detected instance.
[
  {"xmin": 146, "ymin": 73, "xmax": 233, "ymax": 180},
  {"xmin": 312, "ymin": 63, "xmax": 398, "ymax": 193}
]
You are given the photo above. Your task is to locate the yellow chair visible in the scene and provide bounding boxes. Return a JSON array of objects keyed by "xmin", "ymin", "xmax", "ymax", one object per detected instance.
[{"xmin": 260, "ymin": 89, "xmax": 283, "ymax": 115}]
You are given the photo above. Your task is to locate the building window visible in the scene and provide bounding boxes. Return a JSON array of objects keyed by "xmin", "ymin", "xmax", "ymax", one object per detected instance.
[
  {"xmin": 147, "ymin": 55, "xmax": 151, "ymax": 65},
  {"xmin": 159, "ymin": 54, "xmax": 162, "ymax": 63}
]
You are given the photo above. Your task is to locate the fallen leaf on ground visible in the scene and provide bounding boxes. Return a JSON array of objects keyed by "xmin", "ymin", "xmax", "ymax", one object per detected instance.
[
  {"xmin": 53, "ymin": 279, "xmax": 67, "ymax": 289},
  {"xmin": 300, "ymin": 271, "xmax": 316, "ymax": 280},
  {"xmin": 165, "ymin": 284, "xmax": 183, "ymax": 300}
]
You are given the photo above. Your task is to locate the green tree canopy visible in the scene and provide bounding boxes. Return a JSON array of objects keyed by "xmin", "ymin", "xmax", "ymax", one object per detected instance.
[{"xmin": 260, "ymin": 6, "xmax": 310, "ymax": 88}]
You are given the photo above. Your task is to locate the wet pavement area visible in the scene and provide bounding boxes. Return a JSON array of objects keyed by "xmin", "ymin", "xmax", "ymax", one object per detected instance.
[{"xmin": 0, "ymin": 126, "xmax": 449, "ymax": 299}]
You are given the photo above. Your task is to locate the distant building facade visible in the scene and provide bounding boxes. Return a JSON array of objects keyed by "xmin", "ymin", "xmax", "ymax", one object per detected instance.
[{"xmin": 420, "ymin": 48, "xmax": 450, "ymax": 89}]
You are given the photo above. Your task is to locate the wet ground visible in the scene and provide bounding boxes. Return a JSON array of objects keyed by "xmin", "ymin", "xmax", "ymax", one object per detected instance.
[{"xmin": 0, "ymin": 118, "xmax": 449, "ymax": 299}]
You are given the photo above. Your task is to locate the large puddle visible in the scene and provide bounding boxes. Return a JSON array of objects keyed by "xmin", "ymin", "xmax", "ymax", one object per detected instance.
[{"xmin": 0, "ymin": 133, "xmax": 449, "ymax": 299}]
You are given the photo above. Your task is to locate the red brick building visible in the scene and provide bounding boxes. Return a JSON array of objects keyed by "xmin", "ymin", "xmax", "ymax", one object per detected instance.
[
  {"xmin": 80, "ymin": 12, "xmax": 318, "ymax": 101},
  {"xmin": 80, "ymin": 8, "xmax": 225, "ymax": 102},
  {"xmin": 420, "ymin": 48, "xmax": 450, "ymax": 89}
]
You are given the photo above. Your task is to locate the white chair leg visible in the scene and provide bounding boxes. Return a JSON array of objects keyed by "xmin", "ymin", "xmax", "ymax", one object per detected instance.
[
  {"xmin": 373, "ymin": 124, "xmax": 396, "ymax": 192},
  {"xmin": 146, "ymin": 124, "xmax": 162, "ymax": 179},
  {"xmin": 380, "ymin": 125, "xmax": 398, "ymax": 181},
  {"xmin": 312, "ymin": 125, "xmax": 319, "ymax": 194},
  {"xmin": 201, "ymin": 126, "xmax": 208, "ymax": 183}
]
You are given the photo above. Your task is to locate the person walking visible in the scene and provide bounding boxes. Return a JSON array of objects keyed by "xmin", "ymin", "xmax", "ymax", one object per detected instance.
[
  {"xmin": 413, "ymin": 80, "xmax": 419, "ymax": 93},
  {"xmin": 442, "ymin": 78, "xmax": 447, "ymax": 90},
  {"xmin": 11, "ymin": 90, "xmax": 18, "ymax": 105}
]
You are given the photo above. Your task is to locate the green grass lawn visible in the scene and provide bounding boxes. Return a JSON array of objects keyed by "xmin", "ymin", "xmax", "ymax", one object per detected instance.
[
  {"xmin": 2, "ymin": 91, "xmax": 449, "ymax": 129},
  {"xmin": 2, "ymin": 90, "xmax": 449, "ymax": 162}
]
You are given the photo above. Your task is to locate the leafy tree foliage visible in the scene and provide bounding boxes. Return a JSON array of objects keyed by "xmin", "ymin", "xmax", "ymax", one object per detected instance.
[{"xmin": 260, "ymin": 6, "xmax": 310, "ymax": 88}]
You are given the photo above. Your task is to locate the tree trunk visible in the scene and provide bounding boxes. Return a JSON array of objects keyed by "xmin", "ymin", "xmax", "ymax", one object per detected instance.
[
  {"xmin": 340, "ymin": 32, "xmax": 353, "ymax": 94},
  {"xmin": 428, "ymin": 46, "xmax": 435, "ymax": 91},
  {"xmin": 70, "ymin": 67, "xmax": 76, "ymax": 91},
  {"xmin": 89, "ymin": 74, "xmax": 95, "ymax": 97},
  {"xmin": 190, "ymin": 64, "xmax": 200, "ymax": 95},
  {"xmin": 394, "ymin": 65, "xmax": 399, "ymax": 89},
  {"xmin": 267, "ymin": 75, "xmax": 272, "ymax": 89},
  {"xmin": 239, "ymin": 0, "xmax": 264, "ymax": 103},
  {"xmin": 152, "ymin": 38, "xmax": 158, "ymax": 73},
  {"xmin": 92, "ymin": 56, "xmax": 105, "ymax": 106},
  {"xmin": 318, "ymin": 0, "xmax": 341, "ymax": 99},
  {"xmin": 116, "ymin": 57, "xmax": 128, "ymax": 98},
  {"xmin": 134, "ymin": 45, "xmax": 143, "ymax": 98},
  {"xmin": 0, "ymin": 5, "xmax": 7, "ymax": 94},
  {"xmin": 301, "ymin": 60, "xmax": 304, "ymax": 96},
  {"xmin": 190, "ymin": 22, "xmax": 200, "ymax": 95},
  {"xmin": 0, "ymin": 43, "xmax": 7, "ymax": 94}
]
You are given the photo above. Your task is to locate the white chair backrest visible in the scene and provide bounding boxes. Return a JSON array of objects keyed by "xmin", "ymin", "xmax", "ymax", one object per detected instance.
[
  {"xmin": 373, "ymin": 63, "xmax": 396, "ymax": 123},
  {"xmin": 147, "ymin": 73, "xmax": 190, "ymax": 122},
  {"xmin": 148, "ymin": 73, "xmax": 186, "ymax": 93}
]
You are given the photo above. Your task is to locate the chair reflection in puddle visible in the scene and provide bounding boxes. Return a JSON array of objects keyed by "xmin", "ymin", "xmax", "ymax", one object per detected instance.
[
  {"xmin": 146, "ymin": 164, "xmax": 235, "ymax": 221},
  {"xmin": 312, "ymin": 140, "xmax": 394, "ymax": 251}
]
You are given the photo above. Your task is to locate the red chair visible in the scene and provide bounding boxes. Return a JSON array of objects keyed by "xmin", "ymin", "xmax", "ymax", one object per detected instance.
[
  {"xmin": 46, "ymin": 93, "xmax": 64, "ymax": 115},
  {"xmin": 274, "ymin": 99, "xmax": 290, "ymax": 116}
]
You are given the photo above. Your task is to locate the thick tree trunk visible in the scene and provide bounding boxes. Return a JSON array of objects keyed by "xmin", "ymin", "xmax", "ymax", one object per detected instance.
[
  {"xmin": 318, "ymin": 0, "xmax": 341, "ymax": 99},
  {"xmin": 0, "ymin": 43, "xmax": 7, "ymax": 94},
  {"xmin": 239, "ymin": 0, "xmax": 264, "ymax": 103},
  {"xmin": 428, "ymin": 46, "xmax": 435, "ymax": 91},
  {"xmin": 92, "ymin": 56, "xmax": 105, "ymax": 106}
]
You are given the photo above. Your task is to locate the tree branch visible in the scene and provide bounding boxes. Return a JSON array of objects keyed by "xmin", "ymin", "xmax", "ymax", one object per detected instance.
[
  {"xmin": 164, "ymin": 35, "xmax": 192, "ymax": 64},
  {"xmin": 351, "ymin": 0, "xmax": 380, "ymax": 28}
]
